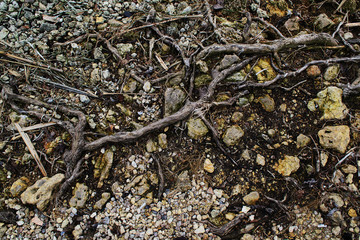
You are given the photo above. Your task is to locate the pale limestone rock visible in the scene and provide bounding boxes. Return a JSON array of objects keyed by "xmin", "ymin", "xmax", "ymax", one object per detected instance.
[
  {"xmin": 296, "ymin": 134, "xmax": 311, "ymax": 148},
  {"xmin": 318, "ymin": 125, "xmax": 350, "ymax": 153},
  {"xmin": 274, "ymin": 155, "xmax": 300, "ymax": 176},
  {"xmin": 158, "ymin": 133, "xmax": 167, "ymax": 149},
  {"xmin": 223, "ymin": 125, "xmax": 244, "ymax": 147},
  {"xmin": 21, "ymin": 174, "xmax": 65, "ymax": 211},
  {"xmin": 69, "ymin": 183, "xmax": 89, "ymax": 209},
  {"xmin": 324, "ymin": 65, "xmax": 340, "ymax": 81},
  {"xmin": 307, "ymin": 87, "xmax": 348, "ymax": 120},
  {"xmin": 187, "ymin": 118, "xmax": 208, "ymax": 140},
  {"xmin": 146, "ymin": 139, "xmax": 158, "ymax": 153},
  {"xmin": 94, "ymin": 192, "xmax": 111, "ymax": 210},
  {"xmin": 341, "ymin": 164, "xmax": 357, "ymax": 174},
  {"xmin": 94, "ymin": 149, "xmax": 113, "ymax": 188},
  {"xmin": 243, "ymin": 191, "xmax": 260, "ymax": 205},
  {"xmin": 320, "ymin": 151, "xmax": 328, "ymax": 167},
  {"xmin": 256, "ymin": 154, "xmax": 265, "ymax": 166},
  {"xmin": 204, "ymin": 158, "xmax": 214, "ymax": 173}
]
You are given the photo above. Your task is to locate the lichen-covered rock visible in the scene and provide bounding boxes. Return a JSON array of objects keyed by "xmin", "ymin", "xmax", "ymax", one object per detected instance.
[
  {"xmin": 10, "ymin": 177, "xmax": 30, "ymax": 197},
  {"xmin": 252, "ymin": 58, "xmax": 276, "ymax": 82},
  {"xmin": 146, "ymin": 139, "xmax": 158, "ymax": 153},
  {"xmin": 94, "ymin": 149, "xmax": 113, "ymax": 188},
  {"xmin": 93, "ymin": 192, "xmax": 111, "ymax": 210},
  {"xmin": 243, "ymin": 191, "xmax": 260, "ymax": 205},
  {"xmin": 187, "ymin": 118, "xmax": 208, "ymax": 140},
  {"xmin": 164, "ymin": 88, "xmax": 186, "ymax": 116},
  {"xmin": 158, "ymin": 133, "xmax": 167, "ymax": 149},
  {"xmin": 69, "ymin": 183, "xmax": 89, "ymax": 209},
  {"xmin": 324, "ymin": 65, "xmax": 340, "ymax": 81},
  {"xmin": 318, "ymin": 125, "xmax": 350, "ymax": 153},
  {"xmin": 194, "ymin": 74, "xmax": 212, "ymax": 87},
  {"xmin": 116, "ymin": 43, "xmax": 133, "ymax": 56},
  {"xmin": 257, "ymin": 94, "xmax": 275, "ymax": 112},
  {"xmin": 21, "ymin": 174, "xmax": 65, "ymax": 211},
  {"xmin": 307, "ymin": 87, "xmax": 348, "ymax": 120},
  {"xmin": 223, "ymin": 125, "xmax": 244, "ymax": 147},
  {"xmin": 274, "ymin": 155, "xmax": 300, "ymax": 176}
]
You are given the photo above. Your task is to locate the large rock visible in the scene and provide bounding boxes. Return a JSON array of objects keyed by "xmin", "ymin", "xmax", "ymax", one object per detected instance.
[
  {"xmin": 223, "ymin": 125, "xmax": 244, "ymax": 146},
  {"xmin": 69, "ymin": 183, "xmax": 89, "ymax": 209},
  {"xmin": 307, "ymin": 87, "xmax": 348, "ymax": 120},
  {"xmin": 164, "ymin": 88, "xmax": 186, "ymax": 116},
  {"xmin": 21, "ymin": 174, "xmax": 65, "ymax": 211},
  {"xmin": 318, "ymin": 125, "xmax": 350, "ymax": 153},
  {"xmin": 274, "ymin": 155, "xmax": 300, "ymax": 176},
  {"xmin": 187, "ymin": 118, "xmax": 208, "ymax": 140}
]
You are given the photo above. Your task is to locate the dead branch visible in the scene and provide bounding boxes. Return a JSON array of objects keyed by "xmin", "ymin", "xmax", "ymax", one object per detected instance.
[{"xmin": 197, "ymin": 33, "xmax": 337, "ymax": 60}]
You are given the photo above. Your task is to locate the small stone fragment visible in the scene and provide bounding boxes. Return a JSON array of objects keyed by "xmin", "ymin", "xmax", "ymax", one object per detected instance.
[
  {"xmin": 241, "ymin": 234, "xmax": 255, "ymax": 240},
  {"xmin": 348, "ymin": 208, "xmax": 357, "ymax": 218},
  {"xmin": 274, "ymin": 155, "xmax": 300, "ymax": 176},
  {"xmin": 204, "ymin": 159, "xmax": 215, "ymax": 173},
  {"xmin": 225, "ymin": 212, "xmax": 236, "ymax": 221},
  {"xmin": 72, "ymin": 225, "xmax": 83, "ymax": 240},
  {"xmin": 10, "ymin": 177, "xmax": 30, "ymax": 197},
  {"xmin": 284, "ymin": 16, "xmax": 300, "ymax": 31},
  {"xmin": 314, "ymin": 13, "xmax": 335, "ymax": 30},
  {"xmin": 341, "ymin": 164, "xmax": 357, "ymax": 174},
  {"xmin": 256, "ymin": 154, "xmax": 265, "ymax": 166},
  {"xmin": 116, "ymin": 43, "xmax": 133, "ymax": 56},
  {"xmin": 223, "ymin": 125, "xmax": 244, "ymax": 147},
  {"xmin": 231, "ymin": 112, "xmax": 243, "ymax": 123},
  {"xmin": 318, "ymin": 125, "xmax": 350, "ymax": 153},
  {"xmin": 21, "ymin": 174, "xmax": 65, "ymax": 211},
  {"xmin": 158, "ymin": 133, "xmax": 167, "ymax": 149},
  {"xmin": 146, "ymin": 139, "xmax": 158, "ymax": 153},
  {"xmin": 123, "ymin": 79, "xmax": 137, "ymax": 93},
  {"xmin": 79, "ymin": 95, "xmax": 90, "ymax": 104},
  {"xmin": 296, "ymin": 134, "xmax": 311, "ymax": 148},
  {"xmin": 324, "ymin": 65, "xmax": 340, "ymax": 81},
  {"xmin": 175, "ymin": 171, "xmax": 192, "ymax": 192},
  {"xmin": 307, "ymin": 65, "xmax": 321, "ymax": 78},
  {"xmin": 143, "ymin": 81, "xmax": 151, "ymax": 92},
  {"xmin": 252, "ymin": 58, "xmax": 276, "ymax": 82},
  {"xmin": 194, "ymin": 224, "xmax": 205, "ymax": 234},
  {"xmin": 320, "ymin": 151, "xmax": 328, "ymax": 167},
  {"xmin": 218, "ymin": 55, "xmax": 240, "ymax": 70},
  {"xmin": 196, "ymin": 60, "xmax": 208, "ymax": 73},
  {"xmin": 243, "ymin": 191, "xmax": 260, "ymax": 205},
  {"xmin": 94, "ymin": 192, "xmax": 111, "ymax": 210},
  {"xmin": 258, "ymin": 94, "xmax": 275, "ymax": 112},
  {"xmin": 187, "ymin": 118, "xmax": 208, "ymax": 140},
  {"xmin": 69, "ymin": 183, "xmax": 89, "ymax": 209}
]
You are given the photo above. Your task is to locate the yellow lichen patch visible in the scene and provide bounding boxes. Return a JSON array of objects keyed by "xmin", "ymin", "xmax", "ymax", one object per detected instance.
[
  {"xmin": 265, "ymin": 0, "xmax": 289, "ymax": 17},
  {"xmin": 250, "ymin": 58, "xmax": 276, "ymax": 82}
]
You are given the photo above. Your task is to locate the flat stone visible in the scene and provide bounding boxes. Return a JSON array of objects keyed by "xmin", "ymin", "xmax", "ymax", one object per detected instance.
[
  {"xmin": 79, "ymin": 95, "xmax": 90, "ymax": 104},
  {"xmin": 94, "ymin": 149, "xmax": 113, "ymax": 188},
  {"xmin": 296, "ymin": 134, "xmax": 311, "ymax": 148},
  {"xmin": 308, "ymin": 87, "xmax": 348, "ymax": 120},
  {"xmin": 258, "ymin": 94, "xmax": 275, "ymax": 112},
  {"xmin": 164, "ymin": 88, "xmax": 186, "ymax": 116},
  {"xmin": 69, "ymin": 183, "xmax": 89, "ymax": 209},
  {"xmin": 0, "ymin": 28, "xmax": 9, "ymax": 40},
  {"xmin": 21, "ymin": 174, "xmax": 65, "ymax": 211},
  {"xmin": 318, "ymin": 125, "xmax": 350, "ymax": 153},
  {"xmin": 223, "ymin": 125, "xmax": 244, "ymax": 147},
  {"xmin": 218, "ymin": 55, "xmax": 240, "ymax": 70},
  {"xmin": 187, "ymin": 118, "xmax": 208, "ymax": 140},
  {"xmin": 243, "ymin": 191, "xmax": 260, "ymax": 205},
  {"xmin": 314, "ymin": 13, "xmax": 334, "ymax": 30},
  {"xmin": 10, "ymin": 177, "xmax": 30, "ymax": 197},
  {"xmin": 274, "ymin": 155, "xmax": 300, "ymax": 176},
  {"xmin": 341, "ymin": 164, "xmax": 357, "ymax": 174},
  {"xmin": 194, "ymin": 224, "xmax": 205, "ymax": 234},
  {"xmin": 204, "ymin": 159, "xmax": 214, "ymax": 173}
]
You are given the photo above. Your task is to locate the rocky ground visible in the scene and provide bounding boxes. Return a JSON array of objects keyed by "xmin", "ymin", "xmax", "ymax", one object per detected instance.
[{"xmin": 0, "ymin": 0, "xmax": 360, "ymax": 239}]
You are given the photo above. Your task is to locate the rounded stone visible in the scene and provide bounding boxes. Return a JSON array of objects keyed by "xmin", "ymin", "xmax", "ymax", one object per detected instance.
[
  {"xmin": 306, "ymin": 65, "xmax": 321, "ymax": 78},
  {"xmin": 243, "ymin": 191, "xmax": 260, "ymax": 205},
  {"xmin": 187, "ymin": 118, "xmax": 208, "ymax": 140},
  {"xmin": 223, "ymin": 125, "xmax": 244, "ymax": 147}
]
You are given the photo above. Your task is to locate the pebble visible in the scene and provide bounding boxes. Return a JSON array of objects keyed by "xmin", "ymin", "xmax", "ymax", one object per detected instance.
[
  {"xmin": 204, "ymin": 159, "xmax": 215, "ymax": 173},
  {"xmin": 79, "ymin": 95, "xmax": 90, "ymax": 104},
  {"xmin": 243, "ymin": 191, "xmax": 260, "ymax": 205}
]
